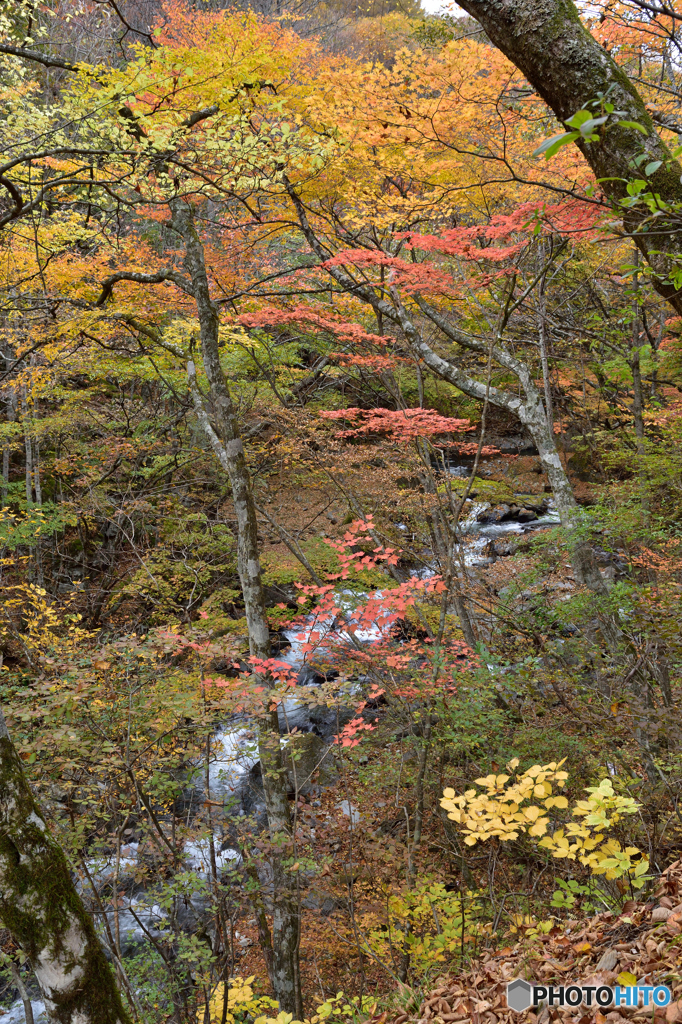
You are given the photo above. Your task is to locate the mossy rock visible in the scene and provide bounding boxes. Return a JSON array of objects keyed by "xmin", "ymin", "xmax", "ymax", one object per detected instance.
[
  {"xmin": 198, "ymin": 587, "xmax": 242, "ymax": 612},
  {"xmin": 201, "ymin": 613, "xmax": 250, "ymax": 640},
  {"xmin": 403, "ymin": 606, "xmax": 466, "ymax": 644},
  {"xmin": 440, "ymin": 477, "xmax": 516, "ymax": 505}
]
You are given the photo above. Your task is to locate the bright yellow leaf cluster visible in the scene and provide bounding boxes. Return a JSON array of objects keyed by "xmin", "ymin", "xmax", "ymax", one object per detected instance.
[
  {"xmin": 200, "ymin": 976, "xmax": 279, "ymax": 1024},
  {"xmin": 441, "ymin": 758, "xmax": 569, "ymax": 844},
  {"xmin": 201, "ymin": 978, "xmax": 378, "ymax": 1024},
  {"xmin": 441, "ymin": 761, "xmax": 649, "ymax": 883}
]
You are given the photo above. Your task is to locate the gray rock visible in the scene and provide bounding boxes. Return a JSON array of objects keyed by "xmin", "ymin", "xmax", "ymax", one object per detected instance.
[
  {"xmin": 477, "ymin": 504, "xmax": 511, "ymax": 525},
  {"xmin": 338, "ymin": 800, "xmax": 361, "ymax": 824}
]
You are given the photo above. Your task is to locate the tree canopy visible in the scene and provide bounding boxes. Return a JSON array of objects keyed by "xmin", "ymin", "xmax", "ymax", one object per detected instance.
[{"xmin": 3, "ymin": 0, "xmax": 682, "ymax": 1021}]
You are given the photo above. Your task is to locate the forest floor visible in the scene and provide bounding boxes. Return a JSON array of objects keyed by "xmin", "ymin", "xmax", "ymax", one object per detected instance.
[{"xmin": 386, "ymin": 859, "xmax": 682, "ymax": 1024}]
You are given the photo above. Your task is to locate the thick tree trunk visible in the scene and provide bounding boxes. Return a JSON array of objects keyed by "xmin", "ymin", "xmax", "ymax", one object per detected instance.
[
  {"xmin": 454, "ymin": 0, "xmax": 682, "ymax": 313},
  {"xmin": 0, "ymin": 710, "xmax": 128, "ymax": 1024},
  {"xmin": 170, "ymin": 199, "xmax": 302, "ymax": 1017}
]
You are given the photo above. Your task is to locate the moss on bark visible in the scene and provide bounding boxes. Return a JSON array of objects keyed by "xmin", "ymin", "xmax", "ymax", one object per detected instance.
[{"xmin": 0, "ymin": 733, "xmax": 129, "ymax": 1024}]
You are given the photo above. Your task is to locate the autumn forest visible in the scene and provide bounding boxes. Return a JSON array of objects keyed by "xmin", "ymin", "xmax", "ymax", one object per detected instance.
[{"xmin": 2, "ymin": 0, "xmax": 682, "ymax": 1021}]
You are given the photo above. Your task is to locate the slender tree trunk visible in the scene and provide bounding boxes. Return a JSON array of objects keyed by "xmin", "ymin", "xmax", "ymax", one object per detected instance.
[
  {"xmin": 537, "ymin": 240, "xmax": 554, "ymax": 438},
  {"xmin": 23, "ymin": 391, "xmax": 33, "ymax": 505},
  {"xmin": 506, "ymin": 382, "xmax": 610, "ymax": 595},
  {"xmin": 2, "ymin": 371, "xmax": 15, "ymax": 505},
  {"xmin": 629, "ymin": 251, "xmax": 648, "ymax": 520},
  {"xmin": 0, "ymin": 709, "xmax": 129, "ymax": 1024},
  {"xmin": 10, "ymin": 963, "xmax": 35, "ymax": 1024},
  {"xmin": 630, "ymin": 252, "xmax": 646, "ymax": 445},
  {"xmin": 398, "ymin": 714, "xmax": 433, "ymax": 983},
  {"xmin": 631, "ymin": 352, "xmax": 645, "ymax": 443},
  {"xmin": 286, "ymin": 178, "xmax": 607, "ymax": 594},
  {"xmin": 170, "ymin": 199, "xmax": 302, "ymax": 1017},
  {"xmin": 404, "ymin": 301, "xmax": 607, "ymax": 592},
  {"xmin": 649, "ymin": 307, "xmax": 665, "ymax": 399},
  {"xmin": 1, "ymin": 446, "xmax": 8, "ymax": 505},
  {"xmin": 33, "ymin": 434, "xmax": 42, "ymax": 506}
]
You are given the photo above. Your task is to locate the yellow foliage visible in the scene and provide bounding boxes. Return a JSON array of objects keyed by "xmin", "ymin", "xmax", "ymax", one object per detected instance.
[
  {"xmin": 200, "ymin": 976, "xmax": 278, "ymax": 1024},
  {"xmin": 200, "ymin": 979, "xmax": 377, "ymax": 1024},
  {"xmin": 441, "ymin": 761, "xmax": 649, "ymax": 883}
]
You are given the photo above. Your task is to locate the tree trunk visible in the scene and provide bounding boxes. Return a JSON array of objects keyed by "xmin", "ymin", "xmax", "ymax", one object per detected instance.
[
  {"xmin": 0, "ymin": 710, "xmax": 129, "ymax": 1024},
  {"xmin": 630, "ymin": 254, "xmax": 646, "ymax": 444},
  {"xmin": 10, "ymin": 963, "xmax": 35, "ymax": 1024},
  {"xmin": 170, "ymin": 199, "xmax": 302, "ymax": 1017},
  {"xmin": 537, "ymin": 240, "xmax": 554, "ymax": 437},
  {"xmin": 2, "ymin": 364, "xmax": 15, "ymax": 505},
  {"xmin": 454, "ymin": 0, "xmax": 682, "ymax": 314},
  {"xmin": 23, "ymin": 390, "xmax": 33, "ymax": 506},
  {"xmin": 286, "ymin": 176, "xmax": 608, "ymax": 592}
]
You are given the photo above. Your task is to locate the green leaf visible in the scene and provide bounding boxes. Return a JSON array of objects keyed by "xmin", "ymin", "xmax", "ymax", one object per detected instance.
[
  {"xmin": 619, "ymin": 120, "xmax": 648, "ymax": 134},
  {"xmin": 645, "ymin": 160, "xmax": 662, "ymax": 176},
  {"xmin": 565, "ymin": 109, "xmax": 593, "ymax": 128},
  {"xmin": 532, "ymin": 131, "xmax": 580, "ymax": 159},
  {"xmin": 577, "ymin": 116, "xmax": 608, "ymax": 136},
  {"xmin": 626, "ymin": 179, "xmax": 647, "ymax": 196}
]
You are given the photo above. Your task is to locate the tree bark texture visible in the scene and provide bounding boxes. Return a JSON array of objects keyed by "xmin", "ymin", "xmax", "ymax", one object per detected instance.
[
  {"xmin": 170, "ymin": 199, "xmax": 302, "ymax": 1017},
  {"xmin": 455, "ymin": 0, "xmax": 682, "ymax": 313},
  {"xmin": 0, "ymin": 711, "xmax": 129, "ymax": 1024}
]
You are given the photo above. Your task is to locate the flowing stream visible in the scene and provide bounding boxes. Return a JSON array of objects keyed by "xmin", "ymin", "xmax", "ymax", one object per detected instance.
[{"xmin": 0, "ymin": 499, "xmax": 561, "ymax": 1021}]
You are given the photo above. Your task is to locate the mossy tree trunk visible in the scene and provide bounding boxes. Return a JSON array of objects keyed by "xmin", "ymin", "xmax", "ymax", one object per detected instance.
[
  {"xmin": 0, "ymin": 711, "xmax": 129, "ymax": 1024},
  {"xmin": 455, "ymin": 0, "xmax": 682, "ymax": 313}
]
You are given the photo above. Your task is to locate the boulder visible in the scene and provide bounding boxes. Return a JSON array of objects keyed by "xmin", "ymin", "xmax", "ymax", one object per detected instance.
[
  {"xmin": 477, "ymin": 502, "xmax": 547, "ymax": 525},
  {"xmin": 485, "ymin": 537, "xmax": 519, "ymax": 558},
  {"xmin": 476, "ymin": 504, "xmax": 511, "ymax": 524}
]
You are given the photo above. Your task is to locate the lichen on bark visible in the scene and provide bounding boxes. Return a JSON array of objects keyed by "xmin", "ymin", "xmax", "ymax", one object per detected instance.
[{"xmin": 0, "ymin": 716, "xmax": 129, "ymax": 1024}]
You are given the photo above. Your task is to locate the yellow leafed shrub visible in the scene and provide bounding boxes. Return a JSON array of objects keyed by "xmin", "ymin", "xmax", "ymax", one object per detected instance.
[
  {"xmin": 200, "ymin": 976, "xmax": 278, "ymax": 1024},
  {"xmin": 440, "ymin": 760, "xmax": 649, "ymax": 884},
  {"xmin": 201, "ymin": 979, "xmax": 376, "ymax": 1024}
]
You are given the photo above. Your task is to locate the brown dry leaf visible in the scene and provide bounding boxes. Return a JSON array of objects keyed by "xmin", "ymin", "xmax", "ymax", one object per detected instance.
[{"xmin": 666, "ymin": 1002, "xmax": 682, "ymax": 1023}]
